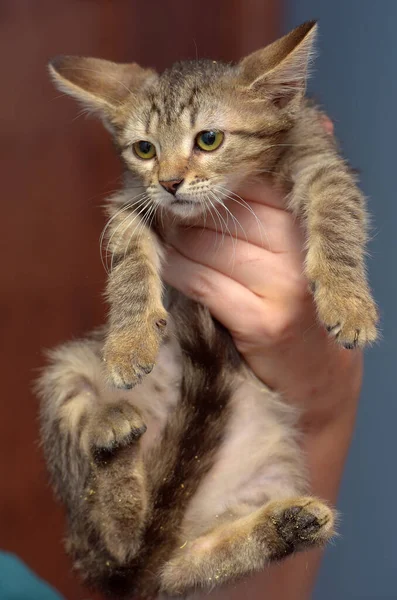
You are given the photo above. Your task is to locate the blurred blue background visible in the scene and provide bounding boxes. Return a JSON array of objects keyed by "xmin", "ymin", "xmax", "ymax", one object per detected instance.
[{"xmin": 286, "ymin": 2, "xmax": 397, "ymax": 599}]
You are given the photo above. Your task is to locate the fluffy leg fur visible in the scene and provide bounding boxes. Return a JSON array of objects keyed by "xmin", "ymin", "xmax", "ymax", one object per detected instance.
[
  {"xmin": 38, "ymin": 308, "xmax": 336, "ymax": 599},
  {"xmin": 103, "ymin": 200, "xmax": 167, "ymax": 388},
  {"xmin": 38, "ymin": 298, "xmax": 244, "ymax": 598},
  {"xmin": 160, "ymin": 497, "xmax": 334, "ymax": 595},
  {"xmin": 37, "ymin": 333, "xmax": 150, "ymax": 585},
  {"xmin": 281, "ymin": 106, "xmax": 378, "ymax": 348}
]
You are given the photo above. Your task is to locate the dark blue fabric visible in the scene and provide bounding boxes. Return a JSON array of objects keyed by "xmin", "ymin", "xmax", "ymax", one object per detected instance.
[
  {"xmin": 0, "ymin": 552, "xmax": 64, "ymax": 600},
  {"xmin": 285, "ymin": 3, "xmax": 397, "ymax": 599}
]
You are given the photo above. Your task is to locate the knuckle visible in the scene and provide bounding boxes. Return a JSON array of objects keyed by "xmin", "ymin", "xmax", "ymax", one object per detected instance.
[
  {"xmin": 235, "ymin": 309, "xmax": 270, "ymax": 350},
  {"xmin": 254, "ymin": 311, "xmax": 273, "ymax": 340},
  {"xmin": 185, "ymin": 269, "xmax": 214, "ymax": 303},
  {"xmin": 263, "ymin": 310, "xmax": 298, "ymax": 343}
]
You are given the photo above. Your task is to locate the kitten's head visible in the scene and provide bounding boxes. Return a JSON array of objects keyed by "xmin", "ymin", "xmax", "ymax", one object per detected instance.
[{"xmin": 49, "ymin": 21, "xmax": 316, "ymax": 218}]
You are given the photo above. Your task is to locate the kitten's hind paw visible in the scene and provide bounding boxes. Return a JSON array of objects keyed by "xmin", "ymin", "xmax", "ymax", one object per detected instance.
[
  {"xmin": 88, "ymin": 401, "xmax": 146, "ymax": 456},
  {"xmin": 160, "ymin": 496, "xmax": 335, "ymax": 596},
  {"xmin": 267, "ymin": 496, "xmax": 335, "ymax": 559}
]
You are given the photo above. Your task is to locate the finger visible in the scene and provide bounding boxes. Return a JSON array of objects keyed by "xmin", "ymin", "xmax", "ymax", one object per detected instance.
[
  {"xmin": 233, "ymin": 180, "xmax": 292, "ymax": 211},
  {"xmin": 167, "ymin": 227, "xmax": 306, "ymax": 300},
  {"xmin": 182, "ymin": 199, "xmax": 304, "ymax": 253},
  {"xmin": 164, "ymin": 247, "xmax": 312, "ymax": 346},
  {"xmin": 218, "ymin": 177, "xmax": 286, "ymax": 208},
  {"xmin": 163, "ymin": 246, "xmax": 267, "ymax": 337}
]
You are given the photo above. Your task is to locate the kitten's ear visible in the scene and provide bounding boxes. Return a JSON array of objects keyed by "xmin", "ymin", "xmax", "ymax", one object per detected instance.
[
  {"xmin": 239, "ymin": 21, "xmax": 317, "ymax": 109},
  {"xmin": 48, "ymin": 56, "xmax": 156, "ymax": 114}
]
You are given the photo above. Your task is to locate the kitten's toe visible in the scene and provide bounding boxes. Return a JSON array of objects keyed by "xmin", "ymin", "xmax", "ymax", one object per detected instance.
[
  {"xmin": 267, "ymin": 496, "xmax": 335, "ymax": 559},
  {"xmin": 314, "ymin": 285, "xmax": 378, "ymax": 348},
  {"xmin": 89, "ymin": 401, "xmax": 146, "ymax": 454},
  {"xmin": 105, "ymin": 359, "xmax": 154, "ymax": 390},
  {"xmin": 103, "ymin": 314, "xmax": 167, "ymax": 389}
]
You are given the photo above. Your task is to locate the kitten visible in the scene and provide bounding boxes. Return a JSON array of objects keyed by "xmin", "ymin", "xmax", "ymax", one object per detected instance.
[{"xmin": 37, "ymin": 21, "xmax": 378, "ymax": 599}]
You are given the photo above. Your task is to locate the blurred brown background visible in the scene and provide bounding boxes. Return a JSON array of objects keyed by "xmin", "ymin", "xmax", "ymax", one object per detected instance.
[{"xmin": 0, "ymin": 1, "xmax": 279, "ymax": 597}]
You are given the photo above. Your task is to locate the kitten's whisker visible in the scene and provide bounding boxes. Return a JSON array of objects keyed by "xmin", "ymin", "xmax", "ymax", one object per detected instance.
[
  {"xmin": 137, "ymin": 202, "xmax": 157, "ymax": 240},
  {"xmin": 101, "ymin": 192, "xmax": 147, "ymax": 252},
  {"xmin": 200, "ymin": 195, "xmax": 209, "ymax": 236},
  {"xmin": 71, "ymin": 106, "xmax": 94, "ymax": 123},
  {"xmin": 159, "ymin": 204, "xmax": 165, "ymax": 232},
  {"xmin": 193, "ymin": 38, "xmax": 199, "ymax": 62},
  {"xmin": 107, "ymin": 201, "xmax": 149, "ymax": 272},
  {"xmin": 210, "ymin": 192, "xmax": 237, "ymax": 246},
  {"xmin": 109, "ymin": 199, "xmax": 151, "ymax": 272},
  {"xmin": 147, "ymin": 202, "xmax": 158, "ymax": 232},
  {"xmin": 212, "ymin": 197, "xmax": 230, "ymax": 248},
  {"xmin": 101, "ymin": 202, "xmax": 137, "ymax": 273},
  {"xmin": 210, "ymin": 192, "xmax": 237, "ymax": 270},
  {"xmin": 211, "ymin": 192, "xmax": 247, "ymax": 244},
  {"xmin": 171, "ymin": 212, "xmax": 178, "ymax": 229},
  {"xmin": 204, "ymin": 194, "xmax": 220, "ymax": 248},
  {"xmin": 246, "ymin": 168, "xmax": 289, "ymax": 182},
  {"xmin": 265, "ymin": 143, "xmax": 308, "ymax": 149},
  {"xmin": 102, "ymin": 195, "xmax": 149, "ymax": 273},
  {"xmin": 102, "ymin": 190, "xmax": 148, "ymax": 232},
  {"xmin": 206, "ymin": 196, "xmax": 226, "ymax": 248},
  {"xmin": 246, "ymin": 167, "xmax": 280, "ymax": 176},
  {"xmin": 215, "ymin": 186, "xmax": 269, "ymax": 251},
  {"xmin": 197, "ymin": 196, "xmax": 211, "ymax": 240},
  {"xmin": 123, "ymin": 184, "xmax": 149, "ymax": 189},
  {"xmin": 118, "ymin": 200, "xmax": 154, "ymax": 268}
]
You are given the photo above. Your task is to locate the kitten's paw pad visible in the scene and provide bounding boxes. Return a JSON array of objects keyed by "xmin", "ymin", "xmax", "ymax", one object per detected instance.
[
  {"xmin": 268, "ymin": 496, "xmax": 335, "ymax": 557},
  {"xmin": 315, "ymin": 287, "xmax": 378, "ymax": 348},
  {"xmin": 89, "ymin": 401, "xmax": 146, "ymax": 453},
  {"xmin": 103, "ymin": 311, "xmax": 167, "ymax": 388}
]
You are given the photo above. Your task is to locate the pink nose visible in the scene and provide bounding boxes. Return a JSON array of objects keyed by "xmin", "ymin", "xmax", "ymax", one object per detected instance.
[{"xmin": 159, "ymin": 179, "xmax": 183, "ymax": 195}]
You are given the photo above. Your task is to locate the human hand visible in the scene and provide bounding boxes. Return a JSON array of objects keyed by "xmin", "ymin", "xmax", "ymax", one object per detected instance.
[
  {"xmin": 163, "ymin": 131, "xmax": 361, "ymax": 428},
  {"xmin": 162, "ymin": 117, "xmax": 363, "ymax": 600}
]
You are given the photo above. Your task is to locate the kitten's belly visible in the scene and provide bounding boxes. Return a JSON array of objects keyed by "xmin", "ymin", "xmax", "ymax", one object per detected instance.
[
  {"xmin": 183, "ymin": 377, "xmax": 302, "ymax": 532},
  {"xmin": 125, "ymin": 333, "xmax": 303, "ymax": 532},
  {"xmin": 125, "ymin": 330, "xmax": 183, "ymax": 452}
]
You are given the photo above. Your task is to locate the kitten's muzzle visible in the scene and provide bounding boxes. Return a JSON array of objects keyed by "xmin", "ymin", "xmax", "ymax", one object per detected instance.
[{"xmin": 159, "ymin": 179, "xmax": 183, "ymax": 195}]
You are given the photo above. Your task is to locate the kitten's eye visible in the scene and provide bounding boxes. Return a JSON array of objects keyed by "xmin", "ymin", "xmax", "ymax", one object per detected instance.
[
  {"xmin": 133, "ymin": 141, "xmax": 156, "ymax": 160},
  {"xmin": 195, "ymin": 130, "xmax": 224, "ymax": 152}
]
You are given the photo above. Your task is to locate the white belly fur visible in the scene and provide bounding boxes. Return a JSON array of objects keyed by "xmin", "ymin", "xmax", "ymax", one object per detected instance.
[{"xmin": 124, "ymin": 332, "xmax": 306, "ymax": 535}]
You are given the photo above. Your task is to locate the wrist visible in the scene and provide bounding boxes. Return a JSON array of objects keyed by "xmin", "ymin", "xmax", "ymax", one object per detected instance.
[
  {"xmin": 239, "ymin": 328, "xmax": 363, "ymax": 430},
  {"xmin": 299, "ymin": 347, "xmax": 363, "ymax": 433}
]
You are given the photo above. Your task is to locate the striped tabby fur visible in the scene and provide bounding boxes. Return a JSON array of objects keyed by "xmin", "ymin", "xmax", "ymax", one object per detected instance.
[{"xmin": 37, "ymin": 22, "xmax": 376, "ymax": 598}]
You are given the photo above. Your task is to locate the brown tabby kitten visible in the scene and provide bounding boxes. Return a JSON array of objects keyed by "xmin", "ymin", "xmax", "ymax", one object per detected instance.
[{"xmin": 37, "ymin": 22, "xmax": 378, "ymax": 599}]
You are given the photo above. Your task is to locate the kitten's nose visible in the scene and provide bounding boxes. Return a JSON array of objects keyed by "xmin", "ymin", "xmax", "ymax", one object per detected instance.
[{"xmin": 159, "ymin": 179, "xmax": 183, "ymax": 195}]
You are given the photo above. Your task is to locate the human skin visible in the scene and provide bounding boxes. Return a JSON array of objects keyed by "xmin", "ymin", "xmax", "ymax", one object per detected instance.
[{"xmin": 162, "ymin": 121, "xmax": 363, "ymax": 599}]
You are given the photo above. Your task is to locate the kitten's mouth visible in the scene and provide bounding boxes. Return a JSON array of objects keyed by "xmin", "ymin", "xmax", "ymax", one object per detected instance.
[
  {"xmin": 171, "ymin": 198, "xmax": 196, "ymax": 206},
  {"xmin": 168, "ymin": 196, "xmax": 203, "ymax": 217}
]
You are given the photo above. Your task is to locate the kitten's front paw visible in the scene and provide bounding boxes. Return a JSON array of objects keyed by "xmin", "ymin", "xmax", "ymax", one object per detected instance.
[
  {"xmin": 103, "ymin": 311, "xmax": 167, "ymax": 388},
  {"xmin": 315, "ymin": 284, "xmax": 378, "ymax": 348}
]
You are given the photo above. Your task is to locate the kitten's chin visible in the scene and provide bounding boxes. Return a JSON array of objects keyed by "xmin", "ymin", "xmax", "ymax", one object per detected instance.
[{"xmin": 167, "ymin": 199, "xmax": 204, "ymax": 219}]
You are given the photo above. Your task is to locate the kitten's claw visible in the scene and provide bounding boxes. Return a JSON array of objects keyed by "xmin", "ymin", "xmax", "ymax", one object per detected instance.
[
  {"xmin": 105, "ymin": 358, "xmax": 154, "ymax": 389},
  {"xmin": 314, "ymin": 284, "xmax": 378, "ymax": 348},
  {"xmin": 103, "ymin": 312, "xmax": 167, "ymax": 388},
  {"xmin": 342, "ymin": 342, "xmax": 356, "ymax": 350}
]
